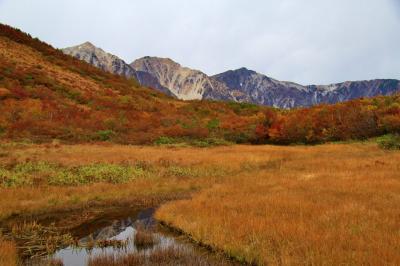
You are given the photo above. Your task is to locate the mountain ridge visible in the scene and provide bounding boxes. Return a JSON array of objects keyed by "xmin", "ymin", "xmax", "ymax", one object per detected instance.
[
  {"xmin": 62, "ymin": 42, "xmax": 400, "ymax": 109},
  {"xmin": 62, "ymin": 43, "xmax": 174, "ymax": 97},
  {"xmin": 131, "ymin": 56, "xmax": 235, "ymax": 101},
  {"xmin": 63, "ymin": 42, "xmax": 139, "ymax": 80}
]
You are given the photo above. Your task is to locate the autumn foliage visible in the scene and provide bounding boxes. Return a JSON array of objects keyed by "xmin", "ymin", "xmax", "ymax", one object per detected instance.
[
  {"xmin": 0, "ymin": 23, "xmax": 399, "ymax": 145},
  {"xmin": 257, "ymin": 96, "xmax": 400, "ymax": 144},
  {"xmin": 0, "ymin": 24, "xmax": 264, "ymax": 144}
]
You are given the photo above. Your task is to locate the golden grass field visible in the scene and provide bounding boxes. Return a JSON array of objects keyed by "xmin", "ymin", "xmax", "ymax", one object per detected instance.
[
  {"xmin": 156, "ymin": 144, "xmax": 400, "ymax": 265},
  {"xmin": 0, "ymin": 142, "xmax": 399, "ymax": 265},
  {"xmin": 0, "ymin": 234, "xmax": 18, "ymax": 266}
]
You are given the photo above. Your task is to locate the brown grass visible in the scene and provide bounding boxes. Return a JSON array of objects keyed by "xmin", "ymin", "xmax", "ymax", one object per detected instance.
[
  {"xmin": 0, "ymin": 143, "xmax": 239, "ymax": 219},
  {"xmin": 0, "ymin": 234, "xmax": 18, "ymax": 266},
  {"xmin": 156, "ymin": 143, "xmax": 400, "ymax": 265},
  {"xmin": 9, "ymin": 221, "xmax": 74, "ymax": 259},
  {"xmin": 47, "ymin": 258, "xmax": 64, "ymax": 266},
  {"xmin": 88, "ymin": 245, "xmax": 233, "ymax": 266},
  {"xmin": 134, "ymin": 229, "xmax": 158, "ymax": 249},
  {"xmin": 1, "ymin": 142, "xmax": 271, "ymax": 167},
  {"xmin": 0, "ymin": 142, "xmax": 272, "ymax": 220},
  {"xmin": 0, "ymin": 143, "xmax": 249, "ymax": 264},
  {"xmin": 27, "ymin": 258, "xmax": 64, "ymax": 266},
  {"xmin": 1, "ymin": 142, "xmax": 399, "ymax": 265}
]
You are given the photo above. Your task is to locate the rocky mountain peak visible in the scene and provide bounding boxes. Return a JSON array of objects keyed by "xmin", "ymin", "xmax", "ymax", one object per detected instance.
[
  {"xmin": 132, "ymin": 56, "xmax": 182, "ymax": 72},
  {"xmin": 79, "ymin": 41, "xmax": 96, "ymax": 49},
  {"xmin": 131, "ymin": 57, "xmax": 234, "ymax": 101},
  {"xmin": 63, "ymin": 42, "xmax": 138, "ymax": 80},
  {"xmin": 213, "ymin": 67, "xmax": 262, "ymax": 92},
  {"xmin": 234, "ymin": 67, "xmax": 256, "ymax": 75}
]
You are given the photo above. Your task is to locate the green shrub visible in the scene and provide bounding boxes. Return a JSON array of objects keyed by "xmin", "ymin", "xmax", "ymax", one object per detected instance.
[
  {"xmin": 0, "ymin": 162, "xmax": 143, "ymax": 187},
  {"xmin": 0, "ymin": 126, "xmax": 5, "ymax": 136},
  {"xmin": 165, "ymin": 165, "xmax": 228, "ymax": 178},
  {"xmin": 154, "ymin": 136, "xmax": 177, "ymax": 145},
  {"xmin": 228, "ymin": 102, "xmax": 260, "ymax": 114},
  {"xmin": 377, "ymin": 134, "xmax": 400, "ymax": 150},
  {"xmin": 96, "ymin": 130, "xmax": 115, "ymax": 141},
  {"xmin": 49, "ymin": 164, "xmax": 141, "ymax": 185},
  {"xmin": 191, "ymin": 138, "xmax": 231, "ymax": 147},
  {"xmin": 0, "ymin": 161, "xmax": 57, "ymax": 187},
  {"xmin": 0, "ymin": 168, "xmax": 30, "ymax": 187},
  {"xmin": 207, "ymin": 118, "xmax": 220, "ymax": 130},
  {"xmin": 225, "ymin": 132, "xmax": 251, "ymax": 144}
]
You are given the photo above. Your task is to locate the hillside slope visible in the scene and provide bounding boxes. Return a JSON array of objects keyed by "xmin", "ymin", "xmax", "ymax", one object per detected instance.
[
  {"xmin": 0, "ymin": 24, "xmax": 265, "ymax": 144},
  {"xmin": 1, "ymin": 24, "xmax": 399, "ymax": 145}
]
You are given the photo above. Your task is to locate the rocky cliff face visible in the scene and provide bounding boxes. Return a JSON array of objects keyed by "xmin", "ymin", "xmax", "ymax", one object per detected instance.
[
  {"xmin": 62, "ymin": 43, "xmax": 173, "ymax": 96},
  {"xmin": 135, "ymin": 70, "xmax": 174, "ymax": 97},
  {"xmin": 63, "ymin": 43, "xmax": 400, "ymax": 108},
  {"xmin": 62, "ymin": 42, "xmax": 138, "ymax": 79},
  {"xmin": 306, "ymin": 79, "xmax": 400, "ymax": 105},
  {"xmin": 214, "ymin": 68, "xmax": 400, "ymax": 108},
  {"xmin": 213, "ymin": 68, "xmax": 312, "ymax": 108},
  {"xmin": 131, "ymin": 57, "xmax": 234, "ymax": 101}
]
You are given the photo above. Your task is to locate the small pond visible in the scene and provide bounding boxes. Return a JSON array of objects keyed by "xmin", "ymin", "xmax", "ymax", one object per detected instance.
[{"xmin": 22, "ymin": 207, "xmax": 238, "ymax": 266}]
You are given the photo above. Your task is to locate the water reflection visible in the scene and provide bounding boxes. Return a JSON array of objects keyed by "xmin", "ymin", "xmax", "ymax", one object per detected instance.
[{"xmin": 51, "ymin": 208, "xmax": 188, "ymax": 266}]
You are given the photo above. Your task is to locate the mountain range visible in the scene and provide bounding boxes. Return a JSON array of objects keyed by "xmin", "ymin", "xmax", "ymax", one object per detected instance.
[{"xmin": 63, "ymin": 42, "xmax": 400, "ymax": 109}]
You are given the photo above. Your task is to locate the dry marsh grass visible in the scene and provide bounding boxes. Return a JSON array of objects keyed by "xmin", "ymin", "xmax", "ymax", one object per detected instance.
[
  {"xmin": 88, "ymin": 245, "xmax": 234, "ymax": 266},
  {"xmin": 0, "ymin": 143, "xmax": 252, "ymax": 264},
  {"xmin": 134, "ymin": 229, "xmax": 158, "ymax": 249},
  {"xmin": 1, "ymin": 142, "xmax": 399, "ymax": 265},
  {"xmin": 0, "ymin": 234, "xmax": 18, "ymax": 266},
  {"xmin": 0, "ymin": 143, "xmax": 242, "ymax": 220},
  {"xmin": 156, "ymin": 143, "xmax": 400, "ymax": 265}
]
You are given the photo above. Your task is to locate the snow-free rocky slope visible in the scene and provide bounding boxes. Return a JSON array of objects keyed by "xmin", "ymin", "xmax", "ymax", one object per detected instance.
[
  {"xmin": 62, "ymin": 43, "xmax": 173, "ymax": 97},
  {"xmin": 63, "ymin": 43, "xmax": 400, "ymax": 108}
]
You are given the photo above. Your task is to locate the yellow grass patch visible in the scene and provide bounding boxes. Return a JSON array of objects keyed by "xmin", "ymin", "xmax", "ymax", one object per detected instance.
[
  {"xmin": 156, "ymin": 143, "xmax": 400, "ymax": 265},
  {"xmin": 0, "ymin": 235, "xmax": 18, "ymax": 266}
]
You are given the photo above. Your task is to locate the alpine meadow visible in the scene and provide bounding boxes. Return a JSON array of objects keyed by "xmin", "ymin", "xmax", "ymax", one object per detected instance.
[{"xmin": 0, "ymin": 1, "xmax": 399, "ymax": 265}]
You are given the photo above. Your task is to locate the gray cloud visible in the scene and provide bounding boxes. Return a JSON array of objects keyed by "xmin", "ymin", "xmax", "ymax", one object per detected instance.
[{"xmin": 0, "ymin": 0, "xmax": 399, "ymax": 85}]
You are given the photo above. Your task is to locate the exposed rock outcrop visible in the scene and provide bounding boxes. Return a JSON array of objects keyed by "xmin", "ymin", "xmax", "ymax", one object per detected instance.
[
  {"xmin": 131, "ymin": 57, "xmax": 235, "ymax": 101},
  {"xmin": 63, "ymin": 43, "xmax": 400, "ymax": 108}
]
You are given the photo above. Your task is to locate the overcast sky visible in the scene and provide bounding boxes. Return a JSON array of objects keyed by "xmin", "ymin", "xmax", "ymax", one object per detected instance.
[{"xmin": 0, "ymin": 0, "xmax": 399, "ymax": 85}]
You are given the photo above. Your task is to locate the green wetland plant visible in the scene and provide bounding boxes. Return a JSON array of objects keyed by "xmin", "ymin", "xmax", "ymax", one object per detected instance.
[
  {"xmin": 377, "ymin": 134, "xmax": 400, "ymax": 150},
  {"xmin": 154, "ymin": 136, "xmax": 177, "ymax": 145},
  {"xmin": 0, "ymin": 162, "xmax": 145, "ymax": 187}
]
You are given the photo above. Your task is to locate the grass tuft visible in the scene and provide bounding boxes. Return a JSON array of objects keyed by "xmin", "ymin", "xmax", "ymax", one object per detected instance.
[
  {"xmin": 134, "ymin": 229, "xmax": 158, "ymax": 249},
  {"xmin": 0, "ymin": 233, "xmax": 18, "ymax": 266},
  {"xmin": 377, "ymin": 134, "xmax": 400, "ymax": 150},
  {"xmin": 88, "ymin": 246, "xmax": 233, "ymax": 266}
]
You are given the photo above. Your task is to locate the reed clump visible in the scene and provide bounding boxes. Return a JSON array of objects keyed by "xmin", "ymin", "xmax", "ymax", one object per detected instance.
[
  {"xmin": 9, "ymin": 221, "xmax": 74, "ymax": 259},
  {"xmin": 134, "ymin": 228, "xmax": 158, "ymax": 249},
  {"xmin": 88, "ymin": 246, "xmax": 233, "ymax": 266},
  {"xmin": 0, "ymin": 232, "xmax": 18, "ymax": 266}
]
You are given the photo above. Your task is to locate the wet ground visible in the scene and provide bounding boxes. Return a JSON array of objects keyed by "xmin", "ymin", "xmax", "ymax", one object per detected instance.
[{"xmin": 21, "ymin": 207, "xmax": 240, "ymax": 266}]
